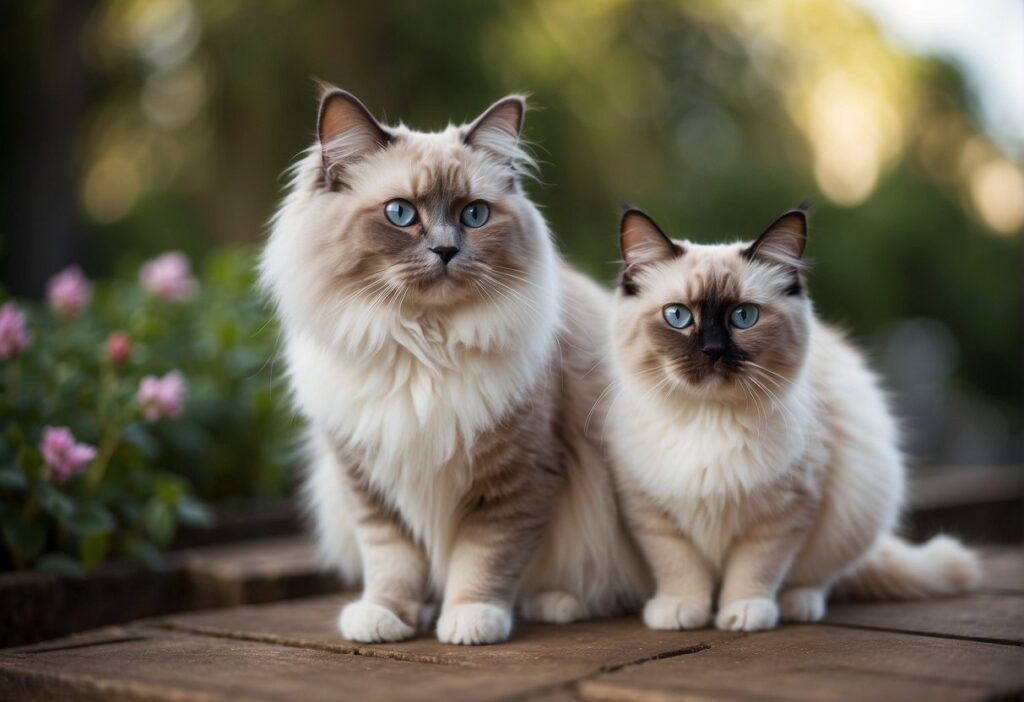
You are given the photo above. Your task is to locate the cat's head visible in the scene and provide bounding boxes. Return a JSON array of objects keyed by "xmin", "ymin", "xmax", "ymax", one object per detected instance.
[
  {"xmin": 262, "ymin": 86, "xmax": 554, "ymax": 348},
  {"xmin": 611, "ymin": 207, "xmax": 812, "ymax": 403}
]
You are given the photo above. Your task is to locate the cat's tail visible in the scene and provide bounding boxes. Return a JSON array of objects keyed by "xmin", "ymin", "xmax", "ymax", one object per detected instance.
[{"xmin": 836, "ymin": 534, "xmax": 980, "ymax": 601}]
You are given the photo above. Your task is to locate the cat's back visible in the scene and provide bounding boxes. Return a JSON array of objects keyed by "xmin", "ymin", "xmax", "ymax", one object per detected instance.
[
  {"xmin": 806, "ymin": 320, "xmax": 897, "ymax": 446},
  {"xmin": 556, "ymin": 263, "xmax": 615, "ymax": 390}
]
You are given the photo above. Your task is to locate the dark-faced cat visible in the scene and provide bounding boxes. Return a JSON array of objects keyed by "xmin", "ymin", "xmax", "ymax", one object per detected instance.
[{"xmin": 608, "ymin": 207, "xmax": 979, "ymax": 631}]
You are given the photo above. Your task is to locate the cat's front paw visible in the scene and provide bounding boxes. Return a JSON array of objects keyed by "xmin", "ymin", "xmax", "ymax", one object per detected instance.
[
  {"xmin": 520, "ymin": 590, "xmax": 586, "ymax": 624},
  {"xmin": 338, "ymin": 600, "xmax": 416, "ymax": 643},
  {"xmin": 715, "ymin": 597, "xmax": 779, "ymax": 632},
  {"xmin": 779, "ymin": 587, "xmax": 826, "ymax": 623},
  {"xmin": 643, "ymin": 595, "xmax": 711, "ymax": 630},
  {"xmin": 436, "ymin": 602, "xmax": 512, "ymax": 645}
]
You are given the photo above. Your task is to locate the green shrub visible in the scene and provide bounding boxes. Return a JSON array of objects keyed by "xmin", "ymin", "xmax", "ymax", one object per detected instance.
[{"xmin": 0, "ymin": 248, "xmax": 291, "ymax": 573}]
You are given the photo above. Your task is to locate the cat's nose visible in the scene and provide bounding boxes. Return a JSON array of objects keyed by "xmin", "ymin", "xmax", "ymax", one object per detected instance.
[
  {"xmin": 430, "ymin": 246, "xmax": 459, "ymax": 265},
  {"xmin": 700, "ymin": 343, "xmax": 725, "ymax": 362}
]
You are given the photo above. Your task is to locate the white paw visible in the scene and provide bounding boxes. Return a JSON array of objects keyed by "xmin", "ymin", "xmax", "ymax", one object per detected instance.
[
  {"xmin": 436, "ymin": 602, "xmax": 512, "ymax": 645},
  {"xmin": 643, "ymin": 596, "xmax": 711, "ymax": 630},
  {"xmin": 715, "ymin": 597, "xmax": 779, "ymax": 632},
  {"xmin": 779, "ymin": 587, "xmax": 826, "ymax": 622},
  {"xmin": 338, "ymin": 600, "xmax": 415, "ymax": 643},
  {"xmin": 520, "ymin": 590, "xmax": 586, "ymax": 624}
]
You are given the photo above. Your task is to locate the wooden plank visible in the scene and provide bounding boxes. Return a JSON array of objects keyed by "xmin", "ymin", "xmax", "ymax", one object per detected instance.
[
  {"xmin": 578, "ymin": 625, "xmax": 1024, "ymax": 702},
  {"xmin": 819, "ymin": 548, "xmax": 1024, "ymax": 643},
  {"xmin": 162, "ymin": 594, "xmax": 734, "ymax": 668},
  {"xmin": 0, "ymin": 563, "xmax": 189, "ymax": 648},
  {"xmin": 825, "ymin": 593, "xmax": 1024, "ymax": 644},
  {"xmin": 908, "ymin": 467, "xmax": 1023, "ymax": 544},
  {"xmin": 911, "ymin": 466, "xmax": 1023, "ymax": 510},
  {"xmin": 0, "ymin": 535, "xmax": 336, "ymax": 648},
  {"xmin": 0, "ymin": 626, "xmax": 578, "ymax": 702},
  {"xmin": 180, "ymin": 535, "xmax": 337, "ymax": 608},
  {"xmin": 979, "ymin": 546, "xmax": 1024, "ymax": 593}
]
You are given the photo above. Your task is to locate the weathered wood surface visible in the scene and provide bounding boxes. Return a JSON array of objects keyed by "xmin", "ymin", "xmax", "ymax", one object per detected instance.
[
  {"xmin": 909, "ymin": 466, "xmax": 1023, "ymax": 544},
  {"xmin": 0, "ymin": 535, "xmax": 337, "ymax": 647},
  {"xmin": 579, "ymin": 626, "xmax": 1023, "ymax": 702},
  {"xmin": 0, "ymin": 549, "xmax": 1020, "ymax": 701}
]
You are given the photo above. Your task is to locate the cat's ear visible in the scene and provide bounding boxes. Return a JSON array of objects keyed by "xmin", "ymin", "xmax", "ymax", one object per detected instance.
[
  {"xmin": 317, "ymin": 87, "xmax": 392, "ymax": 183},
  {"xmin": 620, "ymin": 209, "xmax": 682, "ymax": 268},
  {"xmin": 464, "ymin": 95, "xmax": 525, "ymax": 162},
  {"xmin": 743, "ymin": 208, "xmax": 808, "ymax": 269},
  {"xmin": 619, "ymin": 209, "xmax": 682, "ymax": 295}
]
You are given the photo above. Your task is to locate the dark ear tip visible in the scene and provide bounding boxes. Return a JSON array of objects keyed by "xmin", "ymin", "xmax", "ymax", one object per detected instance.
[
  {"xmin": 785, "ymin": 208, "xmax": 809, "ymax": 237},
  {"xmin": 619, "ymin": 208, "xmax": 644, "ymax": 234}
]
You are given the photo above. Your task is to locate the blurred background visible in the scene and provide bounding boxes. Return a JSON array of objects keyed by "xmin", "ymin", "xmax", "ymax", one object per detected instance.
[{"xmin": 2, "ymin": 0, "xmax": 1021, "ymax": 469}]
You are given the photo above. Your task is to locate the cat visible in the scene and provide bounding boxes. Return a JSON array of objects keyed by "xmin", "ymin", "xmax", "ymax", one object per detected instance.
[
  {"xmin": 259, "ymin": 86, "xmax": 647, "ymax": 645},
  {"xmin": 606, "ymin": 206, "xmax": 979, "ymax": 632}
]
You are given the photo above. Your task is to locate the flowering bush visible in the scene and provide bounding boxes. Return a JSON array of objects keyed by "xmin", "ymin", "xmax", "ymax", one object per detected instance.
[{"xmin": 0, "ymin": 249, "xmax": 290, "ymax": 573}]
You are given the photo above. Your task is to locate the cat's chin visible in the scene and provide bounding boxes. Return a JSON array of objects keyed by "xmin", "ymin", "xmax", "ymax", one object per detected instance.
[
  {"xmin": 668, "ymin": 371, "xmax": 752, "ymax": 404},
  {"xmin": 402, "ymin": 274, "xmax": 481, "ymax": 308}
]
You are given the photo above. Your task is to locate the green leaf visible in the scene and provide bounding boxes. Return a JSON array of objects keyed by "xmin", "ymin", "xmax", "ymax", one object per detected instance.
[
  {"xmin": 36, "ymin": 482, "xmax": 76, "ymax": 522},
  {"xmin": 17, "ymin": 446, "xmax": 42, "ymax": 479},
  {"xmin": 0, "ymin": 467, "xmax": 27, "ymax": 491},
  {"xmin": 66, "ymin": 501, "xmax": 116, "ymax": 536},
  {"xmin": 143, "ymin": 498, "xmax": 176, "ymax": 546},
  {"xmin": 119, "ymin": 423, "xmax": 158, "ymax": 460},
  {"xmin": 79, "ymin": 532, "xmax": 110, "ymax": 570},
  {"xmin": 176, "ymin": 495, "xmax": 214, "ymax": 528},
  {"xmin": 5, "ymin": 423, "xmax": 25, "ymax": 447},
  {"xmin": 125, "ymin": 537, "xmax": 164, "ymax": 570},
  {"xmin": 155, "ymin": 476, "xmax": 185, "ymax": 504},
  {"xmin": 2, "ymin": 513, "xmax": 46, "ymax": 565},
  {"xmin": 36, "ymin": 553, "xmax": 85, "ymax": 577}
]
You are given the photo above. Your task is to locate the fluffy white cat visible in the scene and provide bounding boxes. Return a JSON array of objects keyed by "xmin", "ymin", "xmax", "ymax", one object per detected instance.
[
  {"xmin": 260, "ymin": 87, "xmax": 647, "ymax": 645},
  {"xmin": 607, "ymin": 207, "xmax": 979, "ymax": 631}
]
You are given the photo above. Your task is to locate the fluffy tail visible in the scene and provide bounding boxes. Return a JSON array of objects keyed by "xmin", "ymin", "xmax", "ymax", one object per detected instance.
[{"xmin": 836, "ymin": 534, "xmax": 981, "ymax": 601}]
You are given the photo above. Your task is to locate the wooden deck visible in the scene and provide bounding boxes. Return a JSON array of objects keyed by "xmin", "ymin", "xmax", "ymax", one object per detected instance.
[{"xmin": 0, "ymin": 545, "xmax": 1020, "ymax": 701}]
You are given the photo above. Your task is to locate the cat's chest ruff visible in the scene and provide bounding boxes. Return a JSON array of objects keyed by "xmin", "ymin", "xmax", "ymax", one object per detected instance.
[
  {"xmin": 288, "ymin": 319, "xmax": 547, "ymax": 474},
  {"xmin": 616, "ymin": 394, "xmax": 807, "ymax": 506}
]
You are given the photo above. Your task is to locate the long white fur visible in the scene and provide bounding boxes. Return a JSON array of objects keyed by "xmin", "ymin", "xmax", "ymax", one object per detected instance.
[
  {"xmin": 261, "ymin": 125, "xmax": 647, "ymax": 637},
  {"xmin": 608, "ymin": 242, "xmax": 979, "ymax": 626}
]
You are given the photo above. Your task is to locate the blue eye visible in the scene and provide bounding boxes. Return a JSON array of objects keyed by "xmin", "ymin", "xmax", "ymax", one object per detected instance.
[
  {"xmin": 460, "ymin": 201, "xmax": 490, "ymax": 228},
  {"xmin": 730, "ymin": 303, "xmax": 759, "ymax": 329},
  {"xmin": 385, "ymin": 199, "xmax": 417, "ymax": 227},
  {"xmin": 663, "ymin": 304, "xmax": 693, "ymax": 329}
]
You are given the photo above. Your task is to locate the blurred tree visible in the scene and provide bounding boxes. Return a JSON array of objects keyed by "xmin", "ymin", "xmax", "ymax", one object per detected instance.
[
  {"xmin": 1, "ymin": 1, "xmax": 94, "ymax": 297},
  {"xmin": 1, "ymin": 0, "xmax": 1020, "ymax": 464}
]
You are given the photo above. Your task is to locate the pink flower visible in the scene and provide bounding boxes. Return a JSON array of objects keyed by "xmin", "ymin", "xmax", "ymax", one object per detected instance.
[
  {"xmin": 46, "ymin": 265, "xmax": 92, "ymax": 318},
  {"xmin": 106, "ymin": 331, "xmax": 132, "ymax": 365},
  {"xmin": 39, "ymin": 426, "xmax": 96, "ymax": 483},
  {"xmin": 137, "ymin": 370, "xmax": 186, "ymax": 422},
  {"xmin": 0, "ymin": 302, "xmax": 30, "ymax": 360},
  {"xmin": 139, "ymin": 252, "xmax": 199, "ymax": 302}
]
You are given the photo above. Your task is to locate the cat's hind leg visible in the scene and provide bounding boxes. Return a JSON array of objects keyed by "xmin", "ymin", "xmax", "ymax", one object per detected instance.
[
  {"xmin": 778, "ymin": 586, "xmax": 827, "ymax": 622},
  {"xmin": 519, "ymin": 590, "xmax": 587, "ymax": 624}
]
